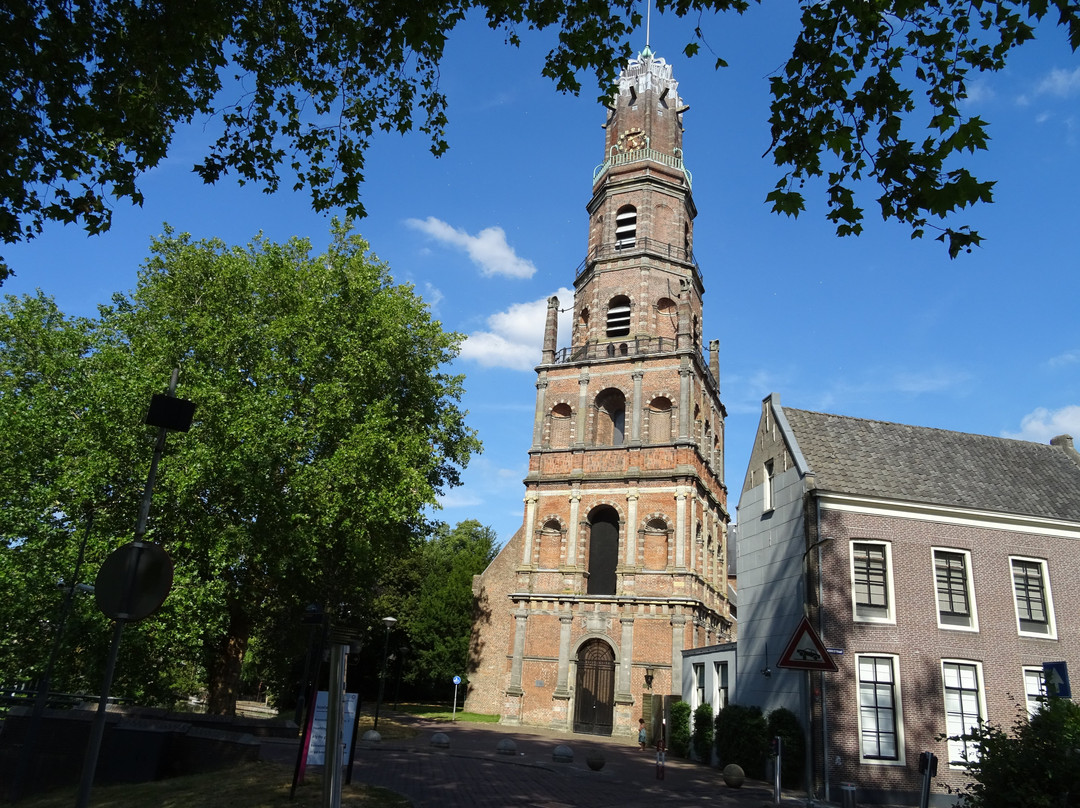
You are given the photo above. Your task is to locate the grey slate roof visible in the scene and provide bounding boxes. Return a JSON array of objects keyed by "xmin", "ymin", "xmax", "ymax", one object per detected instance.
[{"xmin": 782, "ymin": 407, "xmax": 1080, "ymax": 523}]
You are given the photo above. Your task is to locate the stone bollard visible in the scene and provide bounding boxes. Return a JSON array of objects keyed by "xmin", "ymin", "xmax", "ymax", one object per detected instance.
[
  {"xmin": 496, "ymin": 738, "xmax": 517, "ymax": 756},
  {"xmin": 430, "ymin": 732, "xmax": 450, "ymax": 749},
  {"xmin": 361, "ymin": 730, "xmax": 382, "ymax": 744},
  {"xmin": 721, "ymin": 763, "xmax": 745, "ymax": 788},
  {"xmin": 586, "ymin": 751, "xmax": 605, "ymax": 771},
  {"xmin": 552, "ymin": 744, "xmax": 574, "ymax": 763}
]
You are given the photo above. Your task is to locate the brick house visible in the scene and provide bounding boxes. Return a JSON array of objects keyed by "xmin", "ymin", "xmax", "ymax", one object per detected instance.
[
  {"xmin": 464, "ymin": 49, "xmax": 733, "ymax": 737},
  {"xmin": 737, "ymin": 392, "xmax": 1080, "ymax": 805}
]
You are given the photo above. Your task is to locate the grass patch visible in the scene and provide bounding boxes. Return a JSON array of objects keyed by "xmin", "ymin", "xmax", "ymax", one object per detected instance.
[
  {"xmin": 395, "ymin": 703, "xmax": 500, "ymax": 723},
  {"xmin": 16, "ymin": 762, "xmax": 410, "ymax": 808},
  {"xmin": 353, "ymin": 713, "xmax": 418, "ymax": 739}
]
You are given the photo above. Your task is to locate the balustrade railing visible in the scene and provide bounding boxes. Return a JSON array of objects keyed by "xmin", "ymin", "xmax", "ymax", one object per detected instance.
[
  {"xmin": 552, "ymin": 336, "xmax": 678, "ymax": 364},
  {"xmin": 574, "ymin": 237, "xmax": 699, "ymax": 277},
  {"xmin": 593, "ymin": 148, "xmax": 693, "ymax": 189}
]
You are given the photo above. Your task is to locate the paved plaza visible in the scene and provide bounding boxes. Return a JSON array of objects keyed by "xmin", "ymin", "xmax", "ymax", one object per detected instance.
[{"xmin": 264, "ymin": 714, "xmax": 806, "ymax": 808}]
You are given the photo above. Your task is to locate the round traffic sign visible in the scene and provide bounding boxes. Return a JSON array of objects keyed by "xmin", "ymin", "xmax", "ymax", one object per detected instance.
[
  {"xmin": 453, "ymin": 675, "xmax": 461, "ymax": 685},
  {"xmin": 95, "ymin": 541, "xmax": 174, "ymax": 621}
]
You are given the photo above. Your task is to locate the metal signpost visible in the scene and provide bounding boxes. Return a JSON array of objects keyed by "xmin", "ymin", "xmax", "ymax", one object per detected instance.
[
  {"xmin": 772, "ymin": 736, "xmax": 783, "ymax": 804},
  {"xmin": 75, "ymin": 372, "xmax": 194, "ymax": 808},
  {"xmin": 452, "ymin": 675, "xmax": 461, "ymax": 721}
]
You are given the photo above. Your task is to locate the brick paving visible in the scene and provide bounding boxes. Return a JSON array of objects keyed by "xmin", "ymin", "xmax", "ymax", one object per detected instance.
[{"xmin": 263, "ymin": 714, "xmax": 809, "ymax": 808}]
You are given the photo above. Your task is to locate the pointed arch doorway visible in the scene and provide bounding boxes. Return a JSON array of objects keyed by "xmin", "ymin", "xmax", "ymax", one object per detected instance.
[{"xmin": 573, "ymin": 639, "xmax": 615, "ymax": 735}]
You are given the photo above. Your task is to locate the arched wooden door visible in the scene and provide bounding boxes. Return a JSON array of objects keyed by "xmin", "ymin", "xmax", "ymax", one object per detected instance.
[{"xmin": 573, "ymin": 640, "xmax": 615, "ymax": 735}]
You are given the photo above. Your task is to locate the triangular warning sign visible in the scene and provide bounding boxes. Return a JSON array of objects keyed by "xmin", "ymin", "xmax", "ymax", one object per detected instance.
[{"xmin": 776, "ymin": 616, "xmax": 838, "ymax": 671}]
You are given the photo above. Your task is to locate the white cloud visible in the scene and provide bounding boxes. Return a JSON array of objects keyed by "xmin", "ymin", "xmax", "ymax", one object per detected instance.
[
  {"xmin": 1002, "ymin": 405, "xmax": 1080, "ymax": 443},
  {"xmin": 1047, "ymin": 349, "xmax": 1080, "ymax": 368},
  {"xmin": 436, "ymin": 489, "xmax": 485, "ymax": 508},
  {"xmin": 461, "ymin": 288, "xmax": 574, "ymax": 370},
  {"xmin": 1036, "ymin": 67, "xmax": 1080, "ymax": 98},
  {"xmin": 962, "ymin": 81, "xmax": 996, "ymax": 106},
  {"xmin": 405, "ymin": 216, "xmax": 536, "ymax": 279},
  {"xmin": 423, "ymin": 282, "xmax": 444, "ymax": 311}
]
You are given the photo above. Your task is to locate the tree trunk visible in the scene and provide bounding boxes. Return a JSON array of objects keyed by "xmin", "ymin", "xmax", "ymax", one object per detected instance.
[{"xmin": 205, "ymin": 606, "xmax": 251, "ymax": 716}]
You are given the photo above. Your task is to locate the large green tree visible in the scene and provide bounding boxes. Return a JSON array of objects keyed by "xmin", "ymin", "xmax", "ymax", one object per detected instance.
[
  {"xmin": 0, "ymin": 223, "xmax": 480, "ymax": 713},
  {"xmin": 3, "ymin": 0, "xmax": 1077, "ymax": 279}
]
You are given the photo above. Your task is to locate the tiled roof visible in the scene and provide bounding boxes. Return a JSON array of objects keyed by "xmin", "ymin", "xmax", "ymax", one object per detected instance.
[{"xmin": 782, "ymin": 407, "xmax": 1080, "ymax": 522}]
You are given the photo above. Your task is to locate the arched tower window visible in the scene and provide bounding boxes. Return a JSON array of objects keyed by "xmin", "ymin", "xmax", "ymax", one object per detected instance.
[
  {"xmin": 538, "ymin": 518, "xmax": 563, "ymax": 569},
  {"xmin": 656, "ymin": 297, "xmax": 677, "ymax": 341},
  {"xmin": 587, "ymin": 506, "xmax": 619, "ymax": 595},
  {"xmin": 594, "ymin": 388, "xmax": 626, "ymax": 446},
  {"xmin": 643, "ymin": 517, "xmax": 671, "ymax": 570},
  {"xmin": 648, "ymin": 397, "xmax": 673, "ymax": 443},
  {"xmin": 615, "ymin": 205, "xmax": 637, "ymax": 249},
  {"xmin": 606, "ymin": 295, "xmax": 631, "ymax": 338},
  {"xmin": 549, "ymin": 403, "xmax": 572, "ymax": 448}
]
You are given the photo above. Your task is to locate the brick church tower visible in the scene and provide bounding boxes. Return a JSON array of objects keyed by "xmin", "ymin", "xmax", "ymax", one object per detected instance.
[{"xmin": 465, "ymin": 48, "xmax": 732, "ymax": 737}]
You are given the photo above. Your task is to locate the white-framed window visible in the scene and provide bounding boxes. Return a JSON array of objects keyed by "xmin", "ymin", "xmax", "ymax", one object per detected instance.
[
  {"xmin": 942, "ymin": 660, "xmax": 986, "ymax": 765},
  {"xmin": 762, "ymin": 459, "xmax": 775, "ymax": 512},
  {"xmin": 714, "ymin": 661, "xmax": 729, "ymax": 709},
  {"xmin": 850, "ymin": 541, "xmax": 895, "ymax": 623},
  {"xmin": 856, "ymin": 654, "xmax": 905, "ymax": 764},
  {"xmin": 693, "ymin": 663, "xmax": 705, "ymax": 707},
  {"xmin": 933, "ymin": 548, "xmax": 978, "ymax": 631},
  {"xmin": 1023, "ymin": 667, "xmax": 1047, "ymax": 718},
  {"xmin": 1010, "ymin": 557, "xmax": 1056, "ymax": 638}
]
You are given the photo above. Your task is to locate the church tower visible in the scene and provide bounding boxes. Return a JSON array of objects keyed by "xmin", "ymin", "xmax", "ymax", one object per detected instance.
[{"xmin": 466, "ymin": 49, "xmax": 731, "ymax": 737}]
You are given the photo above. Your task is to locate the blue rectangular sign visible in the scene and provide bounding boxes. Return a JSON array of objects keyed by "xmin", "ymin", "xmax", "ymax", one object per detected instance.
[{"xmin": 1043, "ymin": 661, "xmax": 1071, "ymax": 699}]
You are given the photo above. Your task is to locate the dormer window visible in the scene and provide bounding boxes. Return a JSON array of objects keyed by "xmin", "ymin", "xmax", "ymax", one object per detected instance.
[
  {"xmin": 615, "ymin": 205, "xmax": 637, "ymax": 249},
  {"xmin": 606, "ymin": 296, "xmax": 631, "ymax": 337}
]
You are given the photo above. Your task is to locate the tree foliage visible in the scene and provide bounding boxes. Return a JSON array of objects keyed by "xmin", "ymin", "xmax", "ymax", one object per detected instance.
[
  {"xmin": 3, "ymin": 0, "xmax": 1077, "ymax": 279},
  {"xmin": 715, "ymin": 702, "xmax": 769, "ymax": 777},
  {"xmin": 0, "ymin": 223, "xmax": 479, "ymax": 712},
  {"xmin": 767, "ymin": 707, "xmax": 805, "ymax": 788},
  {"xmin": 692, "ymin": 701, "xmax": 715, "ymax": 763},
  {"xmin": 948, "ymin": 698, "xmax": 1080, "ymax": 808},
  {"xmin": 670, "ymin": 699, "xmax": 692, "ymax": 757}
]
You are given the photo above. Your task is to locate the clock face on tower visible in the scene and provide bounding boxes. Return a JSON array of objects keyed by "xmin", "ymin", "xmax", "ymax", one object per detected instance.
[{"xmin": 618, "ymin": 129, "xmax": 646, "ymax": 152}]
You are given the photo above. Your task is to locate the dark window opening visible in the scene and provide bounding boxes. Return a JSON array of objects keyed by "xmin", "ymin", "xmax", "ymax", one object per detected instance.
[{"xmin": 587, "ymin": 507, "xmax": 619, "ymax": 595}]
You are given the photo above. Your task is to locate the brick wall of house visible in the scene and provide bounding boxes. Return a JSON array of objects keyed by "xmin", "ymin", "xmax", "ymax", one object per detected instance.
[{"xmin": 818, "ymin": 507, "xmax": 1080, "ymax": 800}]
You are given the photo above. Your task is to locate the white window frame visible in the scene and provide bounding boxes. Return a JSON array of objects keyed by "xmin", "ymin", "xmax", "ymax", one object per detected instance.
[
  {"xmin": 693, "ymin": 662, "xmax": 705, "ymax": 708},
  {"xmin": 1023, "ymin": 666, "xmax": 1047, "ymax": 718},
  {"xmin": 932, "ymin": 547, "xmax": 979, "ymax": 632},
  {"xmin": 762, "ymin": 459, "xmax": 775, "ymax": 512},
  {"xmin": 1009, "ymin": 556, "xmax": 1057, "ymax": 639},
  {"xmin": 714, "ymin": 661, "xmax": 728, "ymax": 709},
  {"xmin": 855, "ymin": 653, "xmax": 906, "ymax": 766},
  {"xmin": 850, "ymin": 540, "xmax": 896, "ymax": 624},
  {"xmin": 941, "ymin": 659, "xmax": 987, "ymax": 767}
]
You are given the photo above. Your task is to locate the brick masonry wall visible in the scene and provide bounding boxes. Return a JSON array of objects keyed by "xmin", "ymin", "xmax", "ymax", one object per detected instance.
[
  {"xmin": 817, "ymin": 506, "xmax": 1080, "ymax": 799},
  {"xmin": 463, "ymin": 526, "xmax": 522, "ymax": 716}
]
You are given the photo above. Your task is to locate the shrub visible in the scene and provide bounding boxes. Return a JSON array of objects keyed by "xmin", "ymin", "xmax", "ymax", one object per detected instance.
[
  {"xmin": 692, "ymin": 702, "xmax": 715, "ymax": 763},
  {"xmin": 948, "ymin": 697, "xmax": 1080, "ymax": 808},
  {"xmin": 715, "ymin": 703, "xmax": 769, "ymax": 778},
  {"xmin": 669, "ymin": 700, "xmax": 692, "ymax": 757},
  {"xmin": 767, "ymin": 707, "xmax": 805, "ymax": 789}
]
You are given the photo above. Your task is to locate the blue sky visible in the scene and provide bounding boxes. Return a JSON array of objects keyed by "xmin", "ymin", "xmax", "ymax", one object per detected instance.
[{"xmin": 5, "ymin": 5, "xmax": 1079, "ymax": 545}]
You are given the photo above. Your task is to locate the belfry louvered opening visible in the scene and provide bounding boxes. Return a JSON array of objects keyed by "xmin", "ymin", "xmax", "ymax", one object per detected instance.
[
  {"xmin": 606, "ymin": 296, "xmax": 631, "ymax": 337},
  {"xmin": 615, "ymin": 205, "xmax": 637, "ymax": 248}
]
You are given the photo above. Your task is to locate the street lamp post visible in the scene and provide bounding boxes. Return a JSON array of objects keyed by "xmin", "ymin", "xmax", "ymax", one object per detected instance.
[{"xmin": 372, "ymin": 616, "xmax": 397, "ymax": 731}]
